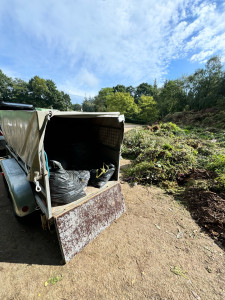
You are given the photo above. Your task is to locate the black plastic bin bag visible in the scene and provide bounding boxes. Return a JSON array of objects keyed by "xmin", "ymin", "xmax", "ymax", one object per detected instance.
[
  {"xmin": 89, "ymin": 163, "xmax": 115, "ymax": 188},
  {"xmin": 49, "ymin": 160, "xmax": 90, "ymax": 204}
]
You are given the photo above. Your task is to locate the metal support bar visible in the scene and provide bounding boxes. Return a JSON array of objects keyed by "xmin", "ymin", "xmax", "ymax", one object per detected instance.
[
  {"xmin": 41, "ymin": 148, "xmax": 52, "ymax": 219},
  {"xmin": 6, "ymin": 145, "xmax": 28, "ymax": 174},
  {"xmin": 34, "ymin": 194, "xmax": 48, "ymax": 216},
  {"xmin": 38, "ymin": 183, "xmax": 46, "ymax": 198}
]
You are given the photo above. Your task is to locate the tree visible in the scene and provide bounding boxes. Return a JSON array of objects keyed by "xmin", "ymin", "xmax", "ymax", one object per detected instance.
[
  {"xmin": 157, "ymin": 80, "xmax": 187, "ymax": 117},
  {"xmin": 72, "ymin": 103, "xmax": 82, "ymax": 111},
  {"xmin": 113, "ymin": 84, "xmax": 126, "ymax": 93},
  {"xmin": 105, "ymin": 92, "xmax": 139, "ymax": 118},
  {"xmin": 45, "ymin": 79, "xmax": 59, "ymax": 107},
  {"xmin": 185, "ymin": 56, "xmax": 224, "ymax": 110},
  {"xmin": 204, "ymin": 56, "xmax": 223, "ymax": 108},
  {"xmin": 137, "ymin": 95, "xmax": 159, "ymax": 123},
  {"xmin": 94, "ymin": 87, "xmax": 114, "ymax": 111},
  {"xmin": 153, "ymin": 79, "xmax": 158, "ymax": 98},
  {"xmin": 217, "ymin": 72, "xmax": 225, "ymax": 109},
  {"xmin": 126, "ymin": 85, "xmax": 136, "ymax": 97},
  {"xmin": 0, "ymin": 70, "xmax": 13, "ymax": 101},
  {"xmin": 113, "ymin": 84, "xmax": 136, "ymax": 97},
  {"xmin": 59, "ymin": 91, "xmax": 72, "ymax": 111},
  {"xmin": 82, "ymin": 97, "xmax": 96, "ymax": 112},
  {"xmin": 135, "ymin": 83, "xmax": 154, "ymax": 102},
  {"xmin": 185, "ymin": 69, "xmax": 206, "ymax": 110},
  {"xmin": 11, "ymin": 78, "xmax": 29, "ymax": 103},
  {"xmin": 0, "ymin": 70, "xmax": 72, "ymax": 110},
  {"xmin": 28, "ymin": 76, "xmax": 49, "ymax": 107},
  {"xmin": 27, "ymin": 76, "xmax": 72, "ymax": 110}
]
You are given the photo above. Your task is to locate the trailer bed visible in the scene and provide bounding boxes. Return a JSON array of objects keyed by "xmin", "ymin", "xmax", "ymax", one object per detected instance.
[{"xmin": 51, "ymin": 181, "xmax": 118, "ymax": 216}]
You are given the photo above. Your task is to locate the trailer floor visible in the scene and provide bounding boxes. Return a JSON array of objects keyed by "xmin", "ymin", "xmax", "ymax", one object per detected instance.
[
  {"xmin": 51, "ymin": 181, "xmax": 118, "ymax": 217},
  {"xmin": 0, "ymin": 160, "xmax": 225, "ymax": 299}
]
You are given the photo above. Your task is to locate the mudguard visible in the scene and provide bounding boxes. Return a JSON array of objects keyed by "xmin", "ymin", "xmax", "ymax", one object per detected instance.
[{"xmin": 0, "ymin": 158, "xmax": 37, "ymax": 217}]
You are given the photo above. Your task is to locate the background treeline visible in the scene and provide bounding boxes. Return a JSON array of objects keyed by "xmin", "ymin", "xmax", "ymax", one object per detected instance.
[
  {"xmin": 0, "ymin": 72, "xmax": 72, "ymax": 111},
  {"xmin": 79, "ymin": 56, "xmax": 225, "ymax": 123},
  {"xmin": 1, "ymin": 56, "xmax": 225, "ymax": 123},
  {"xmin": 78, "ymin": 56, "xmax": 225, "ymax": 123}
]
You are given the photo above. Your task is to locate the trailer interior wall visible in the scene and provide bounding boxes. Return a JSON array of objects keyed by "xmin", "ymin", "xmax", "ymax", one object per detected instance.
[{"xmin": 44, "ymin": 116, "xmax": 124, "ymax": 180}]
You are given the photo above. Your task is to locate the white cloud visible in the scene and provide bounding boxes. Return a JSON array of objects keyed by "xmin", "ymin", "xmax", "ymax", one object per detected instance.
[
  {"xmin": 58, "ymin": 80, "xmax": 97, "ymax": 99},
  {"xmin": 0, "ymin": 0, "xmax": 225, "ymax": 94},
  {"xmin": 190, "ymin": 50, "xmax": 214, "ymax": 63},
  {"xmin": 58, "ymin": 68, "xmax": 100, "ymax": 98},
  {"xmin": 183, "ymin": 2, "xmax": 225, "ymax": 63},
  {"xmin": 76, "ymin": 69, "xmax": 99, "ymax": 88}
]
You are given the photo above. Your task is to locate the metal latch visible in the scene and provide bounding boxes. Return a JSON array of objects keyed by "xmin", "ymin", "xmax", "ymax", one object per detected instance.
[
  {"xmin": 48, "ymin": 111, "xmax": 53, "ymax": 120},
  {"xmin": 34, "ymin": 171, "xmax": 42, "ymax": 192}
]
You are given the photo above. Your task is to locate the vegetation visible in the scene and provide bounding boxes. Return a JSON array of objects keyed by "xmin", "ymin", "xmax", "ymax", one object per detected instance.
[
  {"xmin": 122, "ymin": 122, "xmax": 225, "ymax": 194},
  {"xmin": 76, "ymin": 56, "xmax": 225, "ymax": 122},
  {"xmin": 0, "ymin": 71, "xmax": 72, "ymax": 110},
  {"xmin": 105, "ymin": 92, "xmax": 139, "ymax": 117}
]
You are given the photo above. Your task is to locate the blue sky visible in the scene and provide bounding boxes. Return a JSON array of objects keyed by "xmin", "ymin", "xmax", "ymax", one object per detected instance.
[{"xmin": 0, "ymin": 0, "xmax": 225, "ymax": 104}]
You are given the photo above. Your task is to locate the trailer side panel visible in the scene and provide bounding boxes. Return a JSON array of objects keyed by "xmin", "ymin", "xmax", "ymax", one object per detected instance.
[{"xmin": 55, "ymin": 182, "xmax": 125, "ymax": 262}]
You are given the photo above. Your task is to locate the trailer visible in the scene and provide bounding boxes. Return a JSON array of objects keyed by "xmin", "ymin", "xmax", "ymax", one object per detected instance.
[{"xmin": 0, "ymin": 108, "xmax": 125, "ymax": 263}]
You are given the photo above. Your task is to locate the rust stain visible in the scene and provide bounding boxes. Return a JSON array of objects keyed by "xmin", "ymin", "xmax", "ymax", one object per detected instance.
[{"xmin": 55, "ymin": 183, "xmax": 125, "ymax": 262}]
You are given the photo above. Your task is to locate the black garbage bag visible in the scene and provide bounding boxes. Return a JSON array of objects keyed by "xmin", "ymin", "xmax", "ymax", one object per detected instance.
[
  {"xmin": 49, "ymin": 160, "xmax": 90, "ymax": 204},
  {"xmin": 89, "ymin": 163, "xmax": 115, "ymax": 188},
  {"xmin": 67, "ymin": 170, "xmax": 90, "ymax": 189}
]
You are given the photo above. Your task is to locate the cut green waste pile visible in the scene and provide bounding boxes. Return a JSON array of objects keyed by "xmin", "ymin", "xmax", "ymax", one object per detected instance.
[{"xmin": 122, "ymin": 122, "xmax": 225, "ymax": 245}]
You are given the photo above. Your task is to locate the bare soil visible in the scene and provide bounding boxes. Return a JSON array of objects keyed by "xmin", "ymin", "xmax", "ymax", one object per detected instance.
[
  {"xmin": 124, "ymin": 123, "xmax": 142, "ymax": 132},
  {"xmin": 184, "ymin": 188, "xmax": 225, "ymax": 245},
  {"xmin": 0, "ymin": 159, "xmax": 225, "ymax": 299}
]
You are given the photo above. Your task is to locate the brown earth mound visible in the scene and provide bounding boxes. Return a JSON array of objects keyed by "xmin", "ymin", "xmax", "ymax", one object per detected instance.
[
  {"xmin": 163, "ymin": 108, "xmax": 225, "ymax": 129},
  {"xmin": 185, "ymin": 188, "xmax": 225, "ymax": 245},
  {"xmin": 177, "ymin": 168, "xmax": 215, "ymax": 185}
]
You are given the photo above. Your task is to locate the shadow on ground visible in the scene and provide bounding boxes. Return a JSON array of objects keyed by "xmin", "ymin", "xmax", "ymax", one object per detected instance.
[{"xmin": 0, "ymin": 175, "xmax": 62, "ymax": 266}]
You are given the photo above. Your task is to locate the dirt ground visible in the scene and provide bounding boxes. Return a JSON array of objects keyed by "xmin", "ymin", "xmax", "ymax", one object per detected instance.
[
  {"xmin": 124, "ymin": 123, "xmax": 142, "ymax": 132},
  {"xmin": 0, "ymin": 158, "xmax": 225, "ymax": 300}
]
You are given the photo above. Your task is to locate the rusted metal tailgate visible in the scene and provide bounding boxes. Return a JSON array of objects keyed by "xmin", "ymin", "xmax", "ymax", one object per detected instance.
[{"xmin": 54, "ymin": 182, "xmax": 125, "ymax": 263}]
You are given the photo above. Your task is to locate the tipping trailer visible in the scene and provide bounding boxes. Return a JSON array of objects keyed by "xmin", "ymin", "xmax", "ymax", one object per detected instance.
[{"xmin": 0, "ymin": 108, "xmax": 125, "ymax": 263}]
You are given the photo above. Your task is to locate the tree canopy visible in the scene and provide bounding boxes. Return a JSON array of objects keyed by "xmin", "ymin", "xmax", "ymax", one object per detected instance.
[
  {"xmin": 105, "ymin": 92, "xmax": 139, "ymax": 118},
  {"xmin": 80, "ymin": 56, "xmax": 225, "ymax": 123},
  {"xmin": 0, "ymin": 72, "xmax": 72, "ymax": 110}
]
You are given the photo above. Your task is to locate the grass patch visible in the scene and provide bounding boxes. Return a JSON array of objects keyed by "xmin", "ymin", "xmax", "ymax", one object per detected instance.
[{"xmin": 45, "ymin": 274, "xmax": 63, "ymax": 287}]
